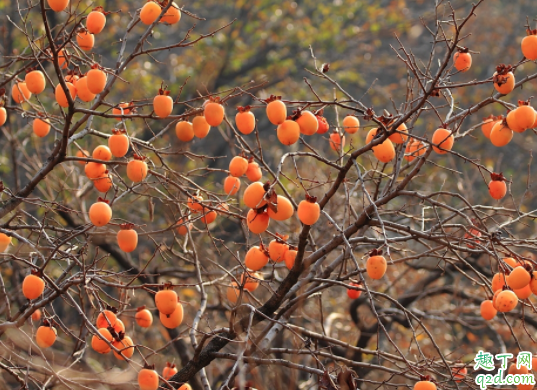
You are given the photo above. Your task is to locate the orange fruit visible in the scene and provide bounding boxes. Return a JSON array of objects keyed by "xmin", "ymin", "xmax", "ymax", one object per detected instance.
[
  {"xmin": 241, "ymin": 272, "xmax": 263, "ymax": 292},
  {"xmin": 113, "ymin": 335, "xmax": 134, "ymax": 360},
  {"xmin": 296, "ymin": 111, "xmax": 318, "ymax": 135},
  {"xmin": 246, "ymin": 209, "xmax": 270, "ymax": 234},
  {"xmin": 193, "ymin": 116, "xmax": 211, "ymax": 138},
  {"xmin": 297, "ymin": 197, "xmax": 320, "ymax": 225},
  {"xmin": 492, "ymin": 272, "xmax": 507, "ymax": 292},
  {"xmin": 267, "ymin": 195, "xmax": 294, "ymax": 221},
  {"xmin": 366, "ymin": 128, "xmax": 395, "ymax": 162},
  {"xmin": 224, "ymin": 176, "xmax": 241, "ymax": 195},
  {"xmin": 227, "ymin": 282, "xmax": 240, "ymax": 304},
  {"xmin": 113, "ymin": 102, "xmax": 133, "ymax": 120},
  {"xmin": 229, "ymin": 156, "xmax": 248, "ymax": 177},
  {"xmin": 25, "ymin": 70, "xmax": 46, "ymax": 94},
  {"xmin": 266, "ymin": 99, "xmax": 287, "ymax": 125},
  {"xmin": 200, "ymin": 210, "xmax": 217, "ymax": 224},
  {"xmin": 76, "ymin": 30, "xmax": 94, "ymax": 51},
  {"xmin": 76, "ymin": 77, "xmax": 96, "ymax": 102},
  {"xmin": 161, "ymin": 2, "xmax": 181, "ymax": 24},
  {"xmin": 175, "ymin": 121, "xmax": 194, "ymax": 141},
  {"xmin": 159, "ymin": 302, "xmax": 184, "ymax": 328},
  {"xmin": 55, "ymin": 82, "xmax": 76, "ymax": 108},
  {"xmin": 87, "ymin": 67, "xmax": 107, "ymax": 95},
  {"xmin": 47, "ymin": 0, "xmax": 69, "ymax": 12},
  {"xmin": 163, "ymin": 363, "xmax": 178, "ymax": 380},
  {"xmin": 246, "ymin": 161, "xmax": 262, "ymax": 182},
  {"xmin": 85, "ymin": 162, "xmax": 106, "ymax": 179},
  {"xmin": 22, "ymin": 273, "xmax": 45, "ymax": 300},
  {"xmin": 236, "ymin": 108, "xmax": 256, "ymax": 134},
  {"xmin": 284, "ymin": 249, "xmax": 297, "ymax": 270},
  {"xmin": 0, "ymin": 107, "xmax": 6, "ymax": 126},
  {"xmin": 506, "ymin": 108, "xmax": 525, "ymax": 133},
  {"xmin": 414, "ymin": 381, "xmax": 436, "ymax": 390},
  {"xmin": 244, "ymin": 246, "xmax": 269, "ymax": 271},
  {"xmin": 117, "ymin": 226, "xmax": 138, "ymax": 252},
  {"xmin": 329, "ymin": 132, "xmax": 345, "ymax": 151},
  {"xmin": 496, "ymin": 290, "xmax": 518, "ymax": 312},
  {"xmin": 127, "ymin": 158, "xmax": 148, "ymax": 182},
  {"xmin": 404, "ymin": 140, "xmax": 426, "ymax": 162},
  {"xmin": 522, "ymin": 32, "xmax": 537, "ymax": 61},
  {"xmin": 490, "ymin": 120, "xmax": 513, "ymax": 146},
  {"xmin": 96, "ymin": 310, "xmax": 117, "ymax": 328},
  {"xmin": 33, "ymin": 118, "xmax": 51, "ymax": 137},
  {"xmin": 204, "ymin": 101, "xmax": 225, "ymax": 127},
  {"xmin": 243, "ymin": 181, "xmax": 267, "ymax": 209},
  {"xmin": 515, "ymin": 104, "xmax": 537, "ymax": 130},
  {"xmin": 342, "ymin": 115, "xmax": 360, "ymax": 134},
  {"xmin": 489, "ymin": 173, "xmax": 507, "ymax": 200},
  {"xmin": 12, "ymin": 82, "xmax": 31, "ymax": 103},
  {"xmin": 155, "ymin": 289, "xmax": 178, "ymax": 315},
  {"xmin": 135, "ymin": 307, "xmax": 153, "ymax": 328},
  {"xmin": 347, "ymin": 282, "xmax": 362, "ymax": 299},
  {"xmin": 176, "ymin": 217, "xmax": 192, "ymax": 236},
  {"xmin": 87, "ymin": 7, "xmax": 106, "ymax": 34},
  {"xmin": 388, "ymin": 123, "xmax": 408, "ymax": 144},
  {"xmin": 138, "ymin": 368, "xmax": 159, "ymax": 390},
  {"xmin": 507, "ymin": 266, "xmax": 531, "ymax": 289},
  {"xmin": 316, "ymin": 115, "xmax": 329, "ymax": 134},
  {"xmin": 36, "ymin": 324, "xmax": 57, "ymax": 348},
  {"xmin": 31, "ymin": 309, "xmax": 42, "ymax": 321},
  {"xmin": 366, "ymin": 252, "xmax": 387, "ymax": 279},
  {"xmin": 76, "ymin": 149, "xmax": 89, "ymax": 165},
  {"xmin": 108, "ymin": 130, "xmax": 129, "ymax": 158},
  {"xmin": 514, "ymin": 284, "xmax": 532, "ymax": 299},
  {"xmin": 93, "ymin": 145, "xmax": 112, "ymax": 161},
  {"xmin": 268, "ymin": 237, "xmax": 289, "ymax": 263},
  {"xmin": 89, "ymin": 200, "xmax": 112, "ymax": 226},
  {"xmin": 187, "ymin": 195, "xmax": 204, "ymax": 212},
  {"xmin": 153, "ymin": 89, "xmax": 173, "ymax": 118},
  {"xmin": 493, "ymin": 68, "xmax": 515, "ymax": 95},
  {"xmin": 277, "ymin": 120, "xmax": 300, "ymax": 145},
  {"xmin": 91, "ymin": 328, "xmax": 113, "ymax": 354},
  {"xmin": 140, "ymin": 1, "xmax": 162, "ymax": 25},
  {"xmin": 431, "ymin": 128, "xmax": 454, "ymax": 154},
  {"xmin": 481, "ymin": 115, "xmax": 502, "ymax": 139},
  {"xmin": 0, "ymin": 232, "xmax": 11, "ymax": 252},
  {"xmin": 480, "ymin": 300, "xmax": 497, "ymax": 320},
  {"xmin": 453, "ymin": 50, "xmax": 472, "ymax": 72}
]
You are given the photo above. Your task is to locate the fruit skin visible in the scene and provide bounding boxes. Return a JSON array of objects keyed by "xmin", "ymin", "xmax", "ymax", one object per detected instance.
[
  {"xmin": 200, "ymin": 210, "xmax": 217, "ymax": 224},
  {"xmin": 176, "ymin": 121, "xmax": 194, "ymax": 141},
  {"xmin": 347, "ymin": 282, "xmax": 362, "ymax": 299},
  {"xmin": 76, "ymin": 77, "xmax": 96, "ymax": 102},
  {"xmin": 93, "ymin": 145, "xmax": 112, "ymax": 161},
  {"xmin": 509, "ymin": 363, "xmax": 529, "ymax": 376},
  {"xmin": 96, "ymin": 310, "xmax": 117, "ymax": 328},
  {"xmin": 496, "ymin": 290, "xmax": 518, "ymax": 312},
  {"xmin": 163, "ymin": 363, "xmax": 178, "ymax": 380},
  {"xmin": 55, "ymin": 82, "xmax": 76, "ymax": 108},
  {"xmin": 76, "ymin": 30, "xmax": 94, "ymax": 51},
  {"xmin": 244, "ymin": 246, "xmax": 269, "ymax": 271},
  {"xmin": 36, "ymin": 325, "xmax": 57, "ymax": 348},
  {"xmin": 87, "ymin": 68, "xmax": 107, "ymax": 95},
  {"xmin": 108, "ymin": 132, "xmax": 129, "ymax": 158},
  {"xmin": 153, "ymin": 94, "xmax": 173, "ymax": 118},
  {"xmin": 431, "ymin": 128, "xmax": 454, "ymax": 154},
  {"xmin": 243, "ymin": 182, "xmax": 266, "ymax": 209},
  {"xmin": 176, "ymin": 217, "xmax": 192, "ymax": 236},
  {"xmin": 507, "ymin": 266, "xmax": 531, "ymax": 289},
  {"xmin": 193, "ymin": 116, "xmax": 211, "ymax": 138},
  {"xmin": 22, "ymin": 274, "xmax": 45, "ymax": 300},
  {"xmin": 493, "ymin": 71, "xmax": 515, "ymax": 95},
  {"xmin": 229, "ymin": 156, "xmax": 248, "ymax": 177},
  {"xmin": 25, "ymin": 70, "xmax": 46, "ymax": 94},
  {"xmin": 85, "ymin": 162, "xmax": 106, "ymax": 179},
  {"xmin": 76, "ymin": 149, "xmax": 89, "ymax": 165},
  {"xmin": 268, "ymin": 239, "xmax": 289, "ymax": 263},
  {"xmin": 161, "ymin": 2, "xmax": 181, "ymax": 24},
  {"xmin": 47, "ymin": 0, "xmax": 69, "ymax": 12},
  {"xmin": 87, "ymin": 9, "xmax": 106, "ymax": 35},
  {"xmin": 529, "ymin": 271, "xmax": 537, "ymax": 295},
  {"xmin": 159, "ymin": 302, "xmax": 184, "ymax": 328},
  {"xmin": 453, "ymin": 51, "xmax": 472, "ymax": 72},
  {"xmin": 277, "ymin": 120, "xmax": 301, "ymax": 145},
  {"xmin": 224, "ymin": 176, "xmax": 241, "ymax": 195},
  {"xmin": 514, "ymin": 284, "xmax": 532, "ymax": 299},
  {"xmin": 489, "ymin": 180, "xmax": 507, "ymax": 200},
  {"xmin": 366, "ymin": 254, "xmax": 387, "ymax": 279},
  {"xmin": 522, "ymin": 34, "xmax": 537, "ymax": 61},
  {"xmin": 246, "ymin": 209, "xmax": 270, "ymax": 234},
  {"xmin": 329, "ymin": 132, "xmax": 345, "ymax": 151},
  {"xmin": 113, "ymin": 335, "xmax": 134, "ymax": 360},
  {"xmin": 155, "ymin": 289, "xmax": 178, "ymax": 315},
  {"xmin": 492, "ymin": 273, "xmax": 507, "ymax": 292},
  {"xmin": 480, "ymin": 300, "xmax": 497, "ymax": 320},
  {"xmin": 342, "ymin": 115, "xmax": 360, "ymax": 134},
  {"xmin": 246, "ymin": 161, "xmax": 262, "ymax": 182},
  {"xmin": 297, "ymin": 111, "xmax": 319, "ymax": 135},
  {"xmin": 388, "ymin": 123, "xmax": 408, "ymax": 144},
  {"xmin": 404, "ymin": 140, "xmax": 426, "ymax": 162},
  {"xmin": 89, "ymin": 201, "xmax": 112, "ymax": 226},
  {"xmin": 266, "ymin": 100, "xmax": 287, "ymax": 125},
  {"xmin": 140, "ymin": 2, "xmax": 162, "ymax": 25},
  {"xmin": 117, "ymin": 228, "xmax": 138, "ymax": 252},
  {"xmin": 515, "ymin": 105, "xmax": 537, "ymax": 130},
  {"xmin": 138, "ymin": 368, "xmax": 159, "ymax": 390},
  {"xmin": 113, "ymin": 102, "xmax": 133, "ymax": 119},
  {"xmin": 0, "ymin": 232, "xmax": 11, "ymax": 253},
  {"xmin": 316, "ymin": 115, "xmax": 329, "ymax": 134},
  {"xmin": 489, "ymin": 121, "xmax": 513, "ymax": 147},
  {"xmin": 33, "ymin": 118, "xmax": 51, "ymax": 138},
  {"xmin": 507, "ymin": 109, "xmax": 526, "ymax": 133},
  {"xmin": 267, "ymin": 195, "xmax": 294, "ymax": 221},
  {"xmin": 12, "ymin": 82, "xmax": 31, "ymax": 103},
  {"xmin": 414, "ymin": 381, "xmax": 436, "ymax": 390},
  {"xmin": 31, "ymin": 309, "xmax": 42, "ymax": 321},
  {"xmin": 204, "ymin": 102, "xmax": 225, "ymax": 127},
  {"xmin": 297, "ymin": 199, "xmax": 320, "ymax": 225},
  {"xmin": 187, "ymin": 195, "xmax": 204, "ymax": 212},
  {"xmin": 284, "ymin": 249, "xmax": 297, "ymax": 270},
  {"xmin": 236, "ymin": 110, "xmax": 256, "ymax": 134},
  {"xmin": 135, "ymin": 308, "xmax": 153, "ymax": 328},
  {"xmin": 366, "ymin": 129, "xmax": 395, "ymax": 162},
  {"xmin": 91, "ymin": 328, "xmax": 113, "ymax": 354},
  {"xmin": 241, "ymin": 272, "xmax": 263, "ymax": 292},
  {"xmin": 127, "ymin": 159, "xmax": 148, "ymax": 182},
  {"xmin": 0, "ymin": 107, "xmax": 6, "ymax": 126},
  {"xmin": 227, "ymin": 282, "xmax": 240, "ymax": 304}
]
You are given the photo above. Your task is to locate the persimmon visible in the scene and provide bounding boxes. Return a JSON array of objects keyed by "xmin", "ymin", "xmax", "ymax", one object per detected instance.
[
  {"xmin": 193, "ymin": 116, "xmax": 211, "ymax": 138},
  {"xmin": 342, "ymin": 115, "xmax": 360, "ymax": 134},
  {"xmin": 296, "ymin": 111, "xmax": 318, "ymax": 135},
  {"xmin": 155, "ymin": 288, "xmax": 178, "ymax": 315},
  {"xmin": 138, "ymin": 368, "xmax": 159, "ymax": 390},
  {"xmin": 179, "ymin": 384, "xmax": 193, "ymax": 390},
  {"xmin": 366, "ymin": 250, "xmax": 387, "ymax": 279},
  {"xmin": 268, "ymin": 235, "xmax": 289, "ymax": 262},
  {"xmin": 492, "ymin": 272, "xmax": 507, "ymax": 292},
  {"xmin": 87, "ymin": 7, "xmax": 106, "ymax": 34},
  {"xmin": 135, "ymin": 307, "xmax": 153, "ymax": 328},
  {"xmin": 113, "ymin": 335, "xmax": 134, "ymax": 360},
  {"xmin": 176, "ymin": 217, "xmax": 192, "ymax": 236},
  {"xmin": 204, "ymin": 100, "xmax": 225, "ymax": 127},
  {"xmin": 76, "ymin": 149, "xmax": 89, "ymax": 165},
  {"xmin": 493, "ymin": 64, "xmax": 515, "ymax": 95},
  {"xmin": 12, "ymin": 82, "xmax": 31, "ymax": 103},
  {"xmin": 159, "ymin": 302, "xmax": 184, "ymax": 328},
  {"xmin": 22, "ymin": 272, "xmax": 45, "ymax": 300},
  {"xmin": 246, "ymin": 209, "xmax": 270, "ymax": 234},
  {"xmin": 108, "ymin": 130, "xmax": 129, "ymax": 157},
  {"xmin": 246, "ymin": 160, "xmax": 262, "ymax": 182},
  {"xmin": 241, "ymin": 272, "xmax": 263, "ymax": 292},
  {"xmin": 514, "ymin": 101, "xmax": 537, "ymax": 130},
  {"xmin": 187, "ymin": 195, "xmax": 204, "ymax": 212},
  {"xmin": 514, "ymin": 284, "xmax": 532, "ymax": 299},
  {"xmin": 490, "ymin": 120, "xmax": 513, "ymax": 146},
  {"xmin": 431, "ymin": 128, "xmax": 454, "ymax": 154},
  {"xmin": 507, "ymin": 108, "xmax": 527, "ymax": 133},
  {"xmin": 201, "ymin": 210, "xmax": 217, "ymax": 224},
  {"xmin": 236, "ymin": 106, "xmax": 256, "ymax": 134},
  {"xmin": 161, "ymin": 2, "xmax": 181, "ymax": 24},
  {"xmin": 244, "ymin": 245, "xmax": 269, "ymax": 271},
  {"xmin": 243, "ymin": 181, "xmax": 267, "ymax": 209},
  {"xmin": 284, "ymin": 249, "xmax": 297, "ymax": 270},
  {"xmin": 75, "ymin": 77, "xmax": 96, "ymax": 102},
  {"xmin": 277, "ymin": 120, "xmax": 301, "ymax": 145},
  {"xmin": 496, "ymin": 290, "xmax": 519, "ymax": 312},
  {"xmin": 154, "ymin": 88, "xmax": 173, "ymax": 118},
  {"xmin": 0, "ymin": 107, "xmax": 6, "ymax": 127},
  {"xmin": 453, "ymin": 48, "xmax": 472, "ymax": 72},
  {"xmin": 65, "ymin": 73, "xmax": 79, "ymax": 86},
  {"xmin": 163, "ymin": 363, "xmax": 178, "ymax": 380},
  {"xmin": 463, "ymin": 228, "xmax": 481, "ymax": 249},
  {"xmin": 91, "ymin": 328, "xmax": 113, "ymax": 354},
  {"xmin": 217, "ymin": 202, "xmax": 229, "ymax": 214},
  {"xmin": 31, "ymin": 309, "xmax": 42, "ymax": 321},
  {"xmin": 25, "ymin": 70, "xmax": 46, "ymax": 94},
  {"xmin": 530, "ymin": 271, "xmax": 537, "ymax": 295},
  {"xmin": 92, "ymin": 145, "xmax": 112, "ymax": 161},
  {"xmin": 266, "ymin": 97, "xmax": 287, "ymax": 125},
  {"xmin": 507, "ymin": 266, "xmax": 531, "ymax": 289},
  {"xmin": 316, "ymin": 115, "xmax": 329, "ymax": 134},
  {"xmin": 127, "ymin": 156, "xmax": 148, "ymax": 182},
  {"xmin": 89, "ymin": 199, "xmax": 112, "ymax": 226},
  {"xmin": 404, "ymin": 140, "xmax": 426, "ymax": 162},
  {"xmin": 480, "ymin": 300, "xmax": 497, "ymax": 320},
  {"xmin": 492, "ymin": 289, "xmax": 502, "ymax": 310},
  {"xmin": 47, "ymin": 0, "xmax": 69, "ymax": 12},
  {"xmin": 347, "ymin": 282, "xmax": 362, "ymax": 299},
  {"xmin": 388, "ymin": 123, "xmax": 408, "ymax": 144},
  {"xmin": 85, "ymin": 162, "xmax": 106, "ymax": 179},
  {"xmin": 297, "ymin": 195, "xmax": 320, "ymax": 225},
  {"xmin": 57, "ymin": 49, "xmax": 69, "ymax": 69},
  {"xmin": 55, "ymin": 82, "xmax": 76, "ymax": 108},
  {"xmin": 452, "ymin": 366, "xmax": 467, "ymax": 382},
  {"xmin": 77, "ymin": 30, "xmax": 94, "ymax": 51},
  {"xmin": 87, "ymin": 66, "xmax": 107, "ymax": 95},
  {"xmin": 329, "ymin": 132, "xmax": 345, "ymax": 151},
  {"xmin": 117, "ymin": 224, "xmax": 138, "ymax": 252},
  {"xmin": 509, "ymin": 363, "xmax": 529, "ymax": 376},
  {"xmin": 113, "ymin": 102, "xmax": 133, "ymax": 120},
  {"xmin": 227, "ymin": 282, "xmax": 240, "ymax": 304},
  {"xmin": 175, "ymin": 121, "xmax": 195, "ymax": 141},
  {"xmin": 0, "ymin": 232, "xmax": 11, "ymax": 253},
  {"xmin": 140, "ymin": 1, "xmax": 162, "ymax": 25},
  {"xmin": 36, "ymin": 323, "xmax": 57, "ymax": 348},
  {"xmin": 489, "ymin": 173, "xmax": 507, "ymax": 200},
  {"xmin": 267, "ymin": 195, "xmax": 294, "ymax": 221},
  {"xmin": 414, "ymin": 380, "xmax": 436, "ymax": 390},
  {"xmin": 229, "ymin": 156, "xmax": 249, "ymax": 177},
  {"xmin": 481, "ymin": 115, "xmax": 502, "ymax": 139},
  {"xmin": 96, "ymin": 310, "xmax": 117, "ymax": 328},
  {"xmin": 94, "ymin": 173, "xmax": 113, "ymax": 192},
  {"xmin": 366, "ymin": 128, "xmax": 395, "ymax": 162},
  {"xmin": 522, "ymin": 29, "xmax": 537, "ymax": 61},
  {"xmin": 33, "ymin": 118, "xmax": 51, "ymax": 138}
]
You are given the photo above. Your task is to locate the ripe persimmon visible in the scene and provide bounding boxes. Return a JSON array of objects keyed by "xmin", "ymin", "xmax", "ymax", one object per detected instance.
[
  {"xmin": 76, "ymin": 149, "xmax": 90, "ymax": 165},
  {"xmin": 22, "ymin": 272, "xmax": 45, "ymax": 300},
  {"xmin": 347, "ymin": 282, "xmax": 362, "ymax": 299},
  {"xmin": 296, "ymin": 111, "xmax": 318, "ymax": 135},
  {"xmin": 244, "ymin": 245, "xmax": 269, "ymax": 271},
  {"xmin": 481, "ymin": 115, "xmax": 502, "ymax": 138},
  {"xmin": 246, "ymin": 160, "xmax": 262, "ymax": 182},
  {"xmin": 229, "ymin": 156, "xmax": 249, "ymax": 177},
  {"xmin": 414, "ymin": 381, "xmax": 436, "ymax": 390},
  {"xmin": 453, "ymin": 48, "xmax": 472, "ymax": 72},
  {"xmin": 227, "ymin": 282, "xmax": 240, "ymax": 304},
  {"xmin": 65, "ymin": 73, "xmax": 78, "ymax": 86},
  {"xmin": 452, "ymin": 366, "xmax": 467, "ymax": 382},
  {"xmin": 0, "ymin": 107, "xmax": 6, "ymax": 126},
  {"xmin": 57, "ymin": 49, "xmax": 69, "ymax": 69},
  {"xmin": 155, "ymin": 288, "xmax": 178, "ymax": 315},
  {"xmin": 366, "ymin": 250, "xmax": 387, "ymax": 279},
  {"xmin": 113, "ymin": 102, "xmax": 133, "ymax": 120},
  {"xmin": 342, "ymin": 115, "xmax": 360, "ymax": 134},
  {"xmin": 25, "ymin": 70, "xmax": 46, "ymax": 94},
  {"xmin": 153, "ymin": 88, "xmax": 173, "ymax": 118},
  {"xmin": 243, "ymin": 181, "xmax": 267, "ymax": 209},
  {"xmin": 77, "ymin": 30, "xmax": 94, "ymax": 51},
  {"xmin": 284, "ymin": 249, "xmax": 297, "ymax": 270},
  {"xmin": 75, "ymin": 77, "xmax": 96, "ymax": 102},
  {"xmin": 241, "ymin": 272, "xmax": 263, "ymax": 292},
  {"xmin": 404, "ymin": 140, "xmax": 426, "ymax": 162},
  {"xmin": 31, "ymin": 309, "xmax": 42, "ymax": 321},
  {"xmin": 490, "ymin": 120, "xmax": 513, "ymax": 146},
  {"xmin": 200, "ymin": 210, "xmax": 217, "ymax": 224},
  {"xmin": 12, "ymin": 82, "xmax": 31, "ymax": 103},
  {"xmin": 514, "ymin": 284, "xmax": 532, "ymax": 299},
  {"xmin": 492, "ymin": 272, "xmax": 507, "ymax": 292},
  {"xmin": 92, "ymin": 145, "xmax": 112, "ymax": 161},
  {"xmin": 316, "ymin": 115, "xmax": 329, "ymax": 134},
  {"xmin": 176, "ymin": 121, "xmax": 195, "ymax": 141},
  {"xmin": 87, "ymin": 66, "xmax": 107, "ymax": 95},
  {"xmin": 0, "ymin": 232, "xmax": 11, "ymax": 253},
  {"xmin": 267, "ymin": 195, "xmax": 294, "ymax": 221},
  {"xmin": 85, "ymin": 162, "xmax": 106, "ymax": 179},
  {"xmin": 507, "ymin": 108, "xmax": 527, "ymax": 133},
  {"xmin": 193, "ymin": 116, "xmax": 211, "ymax": 138},
  {"xmin": 113, "ymin": 335, "xmax": 134, "ymax": 360},
  {"xmin": 277, "ymin": 120, "xmax": 301, "ymax": 145},
  {"xmin": 140, "ymin": 1, "xmax": 162, "ymax": 25},
  {"xmin": 480, "ymin": 300, "xmax": 497, "ymax": 320},
  {"xmin": 431, "ymin": 128, "xmax": 454, "ymax": 154},
  {"xmin": 36, "ymin": 323, "xmax": 57, "ymax": 348},
  {"xmin": 514, "ymin": 101, "xmax": 536, "ymax": 130},
  {"xmin": 388, "ymin": 123, "xmax": 408, "ymax": 144},
  {"xmin": 496, "ymin": 290, "xmax": 518, "ymax": 312},
  {"xmin": 366, "ymin": 128, "xmax": 395, "ymax": 162},
  {"xmin": 47, "ymin": 0, "xmax": 69, "ymax": 12},
  {"xmin": 161, "ymin": 2, "xmax": 181, "ymax": 24},
  {"xmin": 138, "ymin": 367, "xmax": 159, "ymax": 390},
  {"xmin": 297, "ymin": 195, "xmax": 320, "ymax": 225},
  {"xmin": 127, "ymin": 156, "xmax": 148, "ymax": 182},
  {"xmin": 246, "ymin": 209, "xmax": 270, "ymax": 234},
  {"xmin": 163, "ymin": 362, "xmax": 178, "ymax": 380},
  {"xmin": 176, "ymin": 217, "xmax": 192, "ymax": 236},
  {"xmin": 507, "ymin": 266, "xmax": 531, "ymax": 289},
  {"xmin": 329, "ymin": 132, "xmax": 345, "ymax": 151},
  {"xmin": 55, "ymin": 82, "xmax": 76, "ymax": 108},
  {"xmin": 96, "ymin": 310, "xmax": 117, "ymax": 328},
  {"xmin": 108, "ymin": 130, "xmax": 129, "ymax": 157},
  {"xmin": 463, "ymin": 227, "xmax": 481, "ymax": 249},
  {"xmin": 204, "ymin": 99, "xmax": 225, "ymax": 127},
  {"xmin": 236, "ymin": 106, "xmax": 256, "ymax": 134},
  {"xmin": 89, "ymin": 199, "xmax": 112, "ymax": 226},
  {"xmin": 159, "ymin": 302, "xmax": 184, "ymax": 328},
  {"xmin": 91, "ymin": 328, "xmax": 113, "ymax": 354},
  {"xmin": 33, "ymin": 118, "xmax": 51, "ymax": 138},
  {"xmin": 266, "ymin": 97, "xmax": 287, "ymax": 125},
  {"xmin": 117, "ymin": 224, "xmax": 138, "ymax": 252},
  {"xmin": 489, "ymin": 173, "xmax": 507, "ymax": 200},
  {"xmin": 94, "ymin": 173, "xmax": 113, "ymax": 192},
  {"xmin": 522, "ymin": 29, "xmax": 537, "ymax": 61},
  {"xmin": 187, "ymin": 195, "xmax": 204, "ymax": 212},
  {"xmin": 268, "ymin": 235, "xmax": 289, "ymax": 262},
  {"xmin": 493, "ymin": 65, "xmax": 515, "ymax": 95},
  {"xmin": 509, "ymin": 362, "xmax": 529, "ymax": 376},
  {"xmin": 87, "ymin": 7, "xmax": 106, "ymax": 34},
  {"xmin": 135, "ymin": 307, "xmax": 153, "ymax": 328}
]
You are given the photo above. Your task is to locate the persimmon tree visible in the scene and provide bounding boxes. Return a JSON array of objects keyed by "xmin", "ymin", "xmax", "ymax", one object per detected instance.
[{"xmin": 2, "ymin": 0, "xmax": 537, "ymax": 389}]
